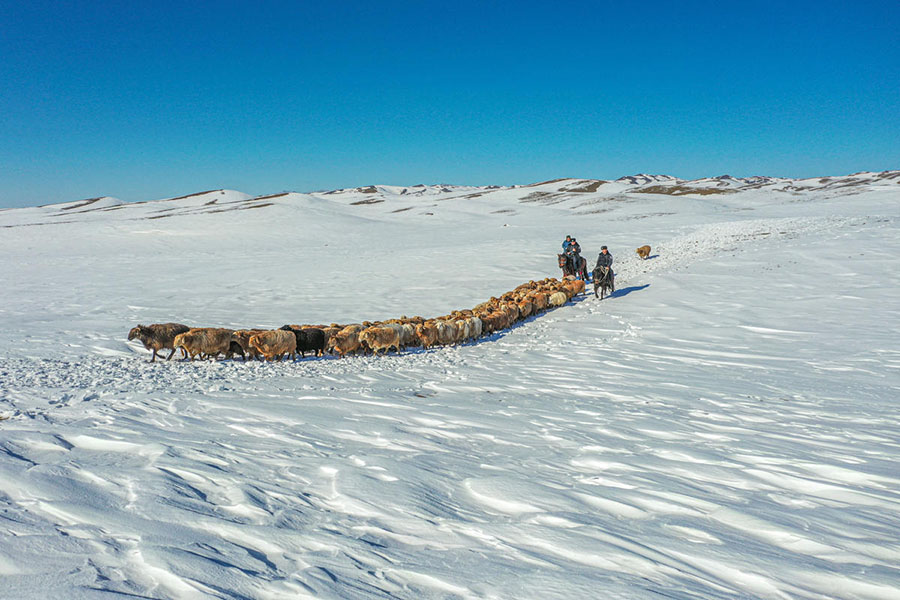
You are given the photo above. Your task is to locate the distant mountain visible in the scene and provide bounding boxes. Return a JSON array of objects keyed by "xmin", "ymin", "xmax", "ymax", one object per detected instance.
[
  {"xmin": 2, "ymin": 172, "xmax": 896, "ymax": 228},
  {"xmin": 615, "ymin": 174, "xmax": 681, "ymax": 185}
]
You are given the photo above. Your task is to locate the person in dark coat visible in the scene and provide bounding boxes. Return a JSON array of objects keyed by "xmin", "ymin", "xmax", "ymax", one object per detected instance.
[
  {"xmin": 566, "ymin": 237, "xmax": 584, "ymax": 278},
  {"xmin": 593, "ymin": 245, "xmax": 614, "ymax": 291}
]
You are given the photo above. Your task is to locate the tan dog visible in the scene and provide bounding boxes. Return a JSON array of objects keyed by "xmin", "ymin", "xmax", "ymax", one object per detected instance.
[{"xmin": 636, "ymin": 245, "xmax": 651, "ymax": 260}]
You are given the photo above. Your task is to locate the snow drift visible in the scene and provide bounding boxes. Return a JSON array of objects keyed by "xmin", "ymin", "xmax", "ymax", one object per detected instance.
[{"xmin": 0, "ymin": 172, "xmax": 898, "ymax": 599}]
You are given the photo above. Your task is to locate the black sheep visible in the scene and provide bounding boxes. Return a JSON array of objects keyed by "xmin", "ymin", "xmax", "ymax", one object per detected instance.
[{"xmin": 280, "ymin": 325, "xmax": 326, "ymax": 358}]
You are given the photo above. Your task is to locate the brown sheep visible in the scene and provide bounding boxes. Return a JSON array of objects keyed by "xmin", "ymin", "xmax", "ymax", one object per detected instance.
[
  {"xmin": 477, "ymin": 311, "xmax": 505, "ymax": 334},
  {"xmin": 249, "ymin": 329, "xmax": 297, "ymax": 362},
  {"xmin": 530, "ymin": 292, "xmax": 550, "ymax": 311},
  {"xmin": 399, "ymin": 323, "xmax": 418, "ymax": 347},
  {"xmin": 415, "ymin": 322, "xmax": 440, "ymax": 349},
  {"xmin": 359, "ymin": 326, "xmax": 401, "ymax": 355},
  {"xmin": 328, "ymin": 330, "xmax": 362, "ymax": 358},
  {"xmin": 517, "ymin": 300, "xmax": 534, "ymax": 319},
  {"xmin": 379, "ymin": 322, "xmax": 416, "ymax": 348},
  {"xmin": 128, "ymin": 323, "xmax": 190, "ymax": 362},
  {"xmin": 320, "ymin": 326, "xmax": 343, "ymax": 351},
  {"xmin": 231, "ymin": 329, "xmax": 266, "ymax": 361},
  {"xmin": 173, "ymin": 328, "xmax": 237, "ymax": 361},
  {"xmin": 562, "ymin": 279, "xmax": 585, "ymax": 298},
  {"xmin": 636, "ymin": 245, "xmax": 651, "ymax": 260}
]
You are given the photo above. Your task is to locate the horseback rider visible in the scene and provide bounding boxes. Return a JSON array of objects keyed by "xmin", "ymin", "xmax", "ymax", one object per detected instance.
[
  {"xmin": 593, "ymin": 245, "xmax": 614, "ymax": 291},
  {"xmin": 566, "ymin": 237, "xmax": 584, "ymax": 279}
]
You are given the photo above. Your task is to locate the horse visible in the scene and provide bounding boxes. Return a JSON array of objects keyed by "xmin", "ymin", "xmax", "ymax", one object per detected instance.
[
  {"xmin": 558, "ymin": 253, "xmax": 588, "ymax": 280},
  {"xmin": 592, "ymin": 266, "xmax": 614, "ymax": 300}
]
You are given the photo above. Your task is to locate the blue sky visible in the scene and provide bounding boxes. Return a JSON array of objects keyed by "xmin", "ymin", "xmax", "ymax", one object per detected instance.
[{"xmin": 1, "ymin": 0, "xmax": 898, "ymax": 207}]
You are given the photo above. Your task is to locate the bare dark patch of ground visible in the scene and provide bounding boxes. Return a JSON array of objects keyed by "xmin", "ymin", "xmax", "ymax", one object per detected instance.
[
  {"xmin": 59, "ymin": 198, "xmax": 103, "ymax": 211},
  {"xmin": 163, "ymin": 190, "xmax": 224, "ymax": 202},
  {"xmin": 524, "ymin": 178, "xmax": 569, "ymax": 187},
  {"xmin": 350, "ymin": 198, "xmax": 385, "ymax": 205},
  {"xmin": 564, "ymin": 181, "xmax": 605, "ymax": 193},
  {"xmin": 637, "ymin": 185, "xmax": 736, "ymax": 196}
]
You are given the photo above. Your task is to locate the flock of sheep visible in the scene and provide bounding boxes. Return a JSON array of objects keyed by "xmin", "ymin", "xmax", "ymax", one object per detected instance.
[{"xmin": 127, "ymin": 277, "xmax": 587, "ymax": 363}]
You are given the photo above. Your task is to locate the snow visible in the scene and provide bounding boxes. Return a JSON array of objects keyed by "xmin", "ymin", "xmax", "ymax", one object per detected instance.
[{"xmin": 1, "ymin": 173, "xmax": 899, "ymax": 599}]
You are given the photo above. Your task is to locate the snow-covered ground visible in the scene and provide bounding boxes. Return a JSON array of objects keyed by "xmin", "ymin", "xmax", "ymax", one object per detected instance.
[{"xmin": 1, "ymin": 173, "xmax": 899, "ymax": 599}]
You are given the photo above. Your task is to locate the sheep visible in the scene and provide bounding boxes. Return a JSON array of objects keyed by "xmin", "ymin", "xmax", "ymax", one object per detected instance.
[
  {"xmin": 359, "ymin": 326, "xmax": 401, "ymax": 356},
  {"xmin": 636, "ymin": 245, "xmax": 651, "ymax": 260},
  {"xmin": 320, "ymin": 326, "xmax": 342, "ymax": 351},
  {"xmin": 328, "ymin": 329, "xmax": 363, "ymax": 357},
  {"xmin": 127, "ymin": 323, "xmax": 190, "ymax": 362},
  {"xmin": 530, "ymin": 292, "xmax": 550, "ymax": 311},
  {"xmin": 480, "ymin": 311, "xmax": 508, "ymax": 334},
  {"xmin": 434, "ymin": 320, "xmax": 458, "ymax": 346},
  {"xmin": 517, "ymin": 299, "xmax": 534, "ymax": 319},
  {"xmin": 173, "ymin": 328, "xmax": 236, "ymax": 361},
  {"xmin": 280, "ymin": 325, "xmax": 326, "ymax": 358},
  {"xmin": 133, "ymin": 271, "xmax": 606, "ymax": 365},
  {"xmin": 230, "ymin": 329, "xmax": 266, "ymax": 361},
  {"xmin": 548, "ymin": 291, "xmax": 568, "ymax": 307},
  {"xmin": 562, "ymin": 279, "xmax": 585, "ymax": 298},
  {"xmin": 415, "ymin": 321, "xmax": 440, "ymax": 349},
  {"xmin": 249, "ymin": 329, "xmax": 297, "ymax": 362},
  {"xmin": 455, "ymin": 319, "xmax": 471, "ymax": 343},
  {"xmin": 464, "ymin": 316, "xmax": 482, "ymax": 340}
]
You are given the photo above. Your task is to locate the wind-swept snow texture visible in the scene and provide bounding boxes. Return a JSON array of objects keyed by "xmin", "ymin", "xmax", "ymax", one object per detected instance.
[{"xmin": 1, "ymin": 173, "xmax": 899, "ymax": 599}]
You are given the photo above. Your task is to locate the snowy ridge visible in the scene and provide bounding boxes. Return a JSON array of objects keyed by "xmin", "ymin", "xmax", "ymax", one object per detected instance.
[
  {"xmin": 3, "ymin": 171, "xmax": 897, "ymax": 229},
  {"xmin": 0, "ymin": 174, "xmax": 899, "ymax": 599}
]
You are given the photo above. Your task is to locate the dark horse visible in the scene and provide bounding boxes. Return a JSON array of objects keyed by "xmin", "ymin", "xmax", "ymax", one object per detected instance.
[
  {"xmin": 558, "ymin": 253, "xmax": 588, "ymax": 280},
  {"xmin": 592, "ymin": 266, "xmax": 614, "ymax": 299}
]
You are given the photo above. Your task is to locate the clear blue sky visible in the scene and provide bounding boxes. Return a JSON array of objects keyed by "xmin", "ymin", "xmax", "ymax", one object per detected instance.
[{"xmin": 1, "ymin": 0, "xmax": 898, "ymax": 208}]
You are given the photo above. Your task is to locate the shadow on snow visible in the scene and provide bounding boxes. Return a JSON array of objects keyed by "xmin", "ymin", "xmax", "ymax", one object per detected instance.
[{"xmin": 608, "ymin": 284, "xmax": 650, "ymax": 299}]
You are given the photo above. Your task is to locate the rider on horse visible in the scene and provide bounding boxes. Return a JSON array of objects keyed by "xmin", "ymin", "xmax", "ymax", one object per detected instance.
[
  {"xmin": 593, "ymin": 246, "xmax": 614, "ymax": 292},
  {"xmin": 560, "ymin": 235, "xmax": 590, "ymax": 280},
  {"xmin": 566, "ymin": 238, "xmax": 587, "ymax": 280}
]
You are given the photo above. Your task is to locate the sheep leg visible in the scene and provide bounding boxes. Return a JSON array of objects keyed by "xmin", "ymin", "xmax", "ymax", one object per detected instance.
[
  {"xmin": 150, "ymin": 349, "xmax": 158, "ymax": 362},
  {"xmin": 165, "ymin": 348, "xmax": 176, "ymax": 361}
]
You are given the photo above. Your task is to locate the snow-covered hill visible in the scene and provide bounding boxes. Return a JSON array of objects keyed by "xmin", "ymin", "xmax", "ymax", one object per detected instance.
[
  {"xmin": 0, "ymin": 173, "xmax": 898, "ymax": 599},
  {"xmin": 3, "ymin": 171, "xmax": 897, "ymax": 229}
]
